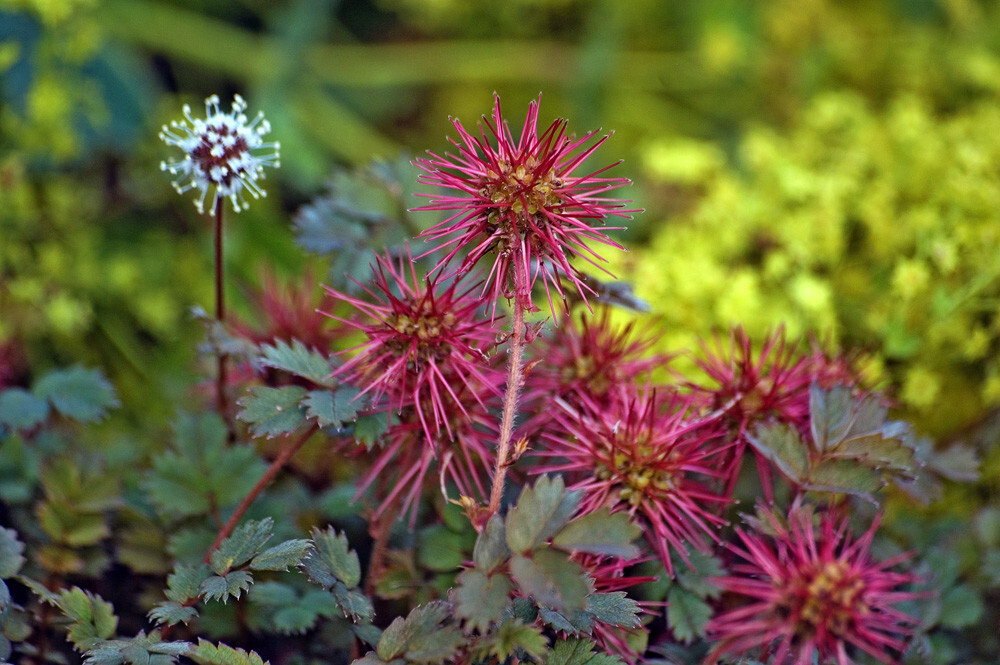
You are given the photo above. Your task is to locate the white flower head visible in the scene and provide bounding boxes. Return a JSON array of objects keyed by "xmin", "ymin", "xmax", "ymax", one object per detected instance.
[{"xmin": 160, "ymin": 94, "xmax": 280, "ymax": 215}]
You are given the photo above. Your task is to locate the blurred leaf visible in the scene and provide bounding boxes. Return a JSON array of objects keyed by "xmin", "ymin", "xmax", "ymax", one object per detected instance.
[
  {"xmin": 146, "ymin": 413, "xmax": 266, "ymax": 518},
  {"xmin": 674, "ymin": 550, "xmax": 725, "ymax": 599},
  {"xmin": 0, "ymin": 389, "xmax": 49, "ymax": 430},
  {"xmin": 510, "ymin": 549, "xmax": 591, "ymax": 613},
  {"xmin": 506, "ymin": 475, "xmax": 580, "ymax": 554},
  {"xmin": 747, "ymin": 423, "xmax": 807, "ymax": 483},
  {"xmin": 0, "ymin": 527, "xmax": 25, "ymax": 578},
  {"xmin": 666, "ymin": 586, "xmax": 711, "ymax": 644},
  {"xmin": 417, "ymin": 524, "xmax": 467, "ymax": 572},
  {"xmin": 473, "ymin": 514, "xmax": 510, "ymax": 574},
  {"xmin": 453, "ymin": 569, "xmax": 512, "ymax": 632},
  {"xmin": 83, "ymin": 633, "xmax": 192, "ymax": 665},
  {"xmin": 939, "ymin": 585, "xmax": 983, "ymax": 629},
  {"xmin": 552, "ymin": 508, "xmax": 640, "ymax": 558},
  {"xmin": 236, "ymin": 386, "xmax": 308, "ymax": 438},
  {"xmin": 34, "ymin": 367, "xmax": 119, "ymax": 423},
  {"xmin": 258, "ymin": 340, "xmax": 334, "ymax": 387}
]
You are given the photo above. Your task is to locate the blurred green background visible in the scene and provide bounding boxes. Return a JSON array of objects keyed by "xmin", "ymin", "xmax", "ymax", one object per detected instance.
[{"xmin": 4, "ymin": 0, "xmax": 1000, "ymax": 443}]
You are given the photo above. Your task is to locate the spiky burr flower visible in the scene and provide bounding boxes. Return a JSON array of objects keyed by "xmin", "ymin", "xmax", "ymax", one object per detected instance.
[
  {"xmin": 687, "ymin": 327, "xmax": 855, "ymax": 497},
  {"xmin": 523, "ymin": 306, "xmax": 666, "ymax": 437},
  {"xmin": 534, "ymin": 386, "xmax": 730, "ymax": 576},
  {"xmin": 321, "ymin": 248, "xmax": 502, "ymax": 442},
  {"xmin": 354, "ymin": 395, "xmax": 499, "ymax": 523},
  {"xmin": 160, "ymin": 94, "xmax": 280, "ymax": 215},
  {"xmin": 414, "ymin": 93, "xmax": 636, "ymax": 314},
  {"xmin": 706, "ymin": 502, "xmax": 922, "ymax": 665}
]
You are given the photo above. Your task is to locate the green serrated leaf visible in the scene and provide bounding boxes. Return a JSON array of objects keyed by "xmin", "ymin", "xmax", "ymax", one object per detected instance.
[
  {"xmin": 493, "ymin": 620, "xmax": 548, "ymax": 660},
  {"xmin": 586, "ymin": 592, "xmax": 641, "ymax": 629},
  {"xmin": 453, "ymin": 570, "xmax": 512, "ymax": 632},
  {"xmin": 148, "ymin": 602, "xmax": 199, "ymax": 626},
  {"xmin": 33, "ymin": 367, "xmax": 119, "ymax": 423},
  {"xmin": 210, "ymin": 519, "xmax": 274, "ymax": 574},
  {"xmin": 810, "ymin": 383, "xmax": 854, "ymax": 452},
  {"xmin": 377, "ymin": 601, "xmax": 450, "ymax": 661},
  {"xmin": 249, "ymin": 539, "xmax": 312, "ymax": 571},
  {"xmin": 59, "ymin": 588, "xmax": 117, "ymax": 650},
  {"xmin": 272, "ymin": 605, "xmax": 319, "ymax": 634},
  {"xmin": 165, "ymin": 564, "xmax": 213, "ymax": 603},
  {"xmin": 332, "ymin": 581, "xmax": 375, "ymax": 623},
  {"xmin": 404, "ymin": 627, "xmax": 465, "ymax": 663},
  {"xmin": 547, "ymin": 638, "xmax": 623, "ymax": 665},
  {"xmin": 675, "ymin": 551, "xmax": 725, "ymax": 599},
  {"xmin": 199, "ymin": 571, "xmax": 253, "ymax": 603},
  {"xmin": 747, "ymin": 423, "xmax": 808, "ymax": 483},
  {"xmin": 510, "ymin": 549, "xmax": 591, "ymax": 613},
  {"xmin": 306, "ymin": 528, "xmax": 361, "ymax": 589},
  {"xmin": 552, "ymin": 508, "xmax": 640, "ymax": 558},
  {"xmin": 259, "ymin": 340, "xmax": 335, "ymax": 387},
  {"xmin": 473, "ymin": 514, "xmax": 510, "ymax": 574},
  {"xmin": 236, "ymin": 386, "xmax": 308, "ymax": 438},
  {"xmin": 667, "ymin": 586, "xmax": 711, "ymax": 644},
  {"xmin": 353, "ymin": 412, "xmax": 389, "ymax": 449},
  {"xmin": 0, "ymin": 527, "xmax": 25, "ymax": 577},
  {"xmin": 804, "ymin": 459, "xmax": 883, "ymax": 498},
  {"xmin": 189, "ymin": 640, "xmax": 267, "ymax": 665},
  {"xmin": 304, "ymin": 387, "xmax": 365, "ymax": 428},
  {"xmin": 0, "ymin": 389, "xmax": 50, "ymax": 430},
  {"xmin": 352, "ymin": 623, "xmax": 383, "ymax": 648},
  {"xmin": 506, "ymin": 476, "xmax": 580, "ymax": 554}
]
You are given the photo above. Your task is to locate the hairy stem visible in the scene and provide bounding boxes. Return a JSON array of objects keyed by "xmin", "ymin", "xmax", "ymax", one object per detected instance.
[
  {"xmin": 488, "ymin": 293, "xmax": 527, "ymax": 515},
  {"xmin": 203, "ymin": 424, "xmax": 318, "ymax": 562},
  {"xmin": 214, "ymin": 204, "xmax": 230, "ymax": 431}
]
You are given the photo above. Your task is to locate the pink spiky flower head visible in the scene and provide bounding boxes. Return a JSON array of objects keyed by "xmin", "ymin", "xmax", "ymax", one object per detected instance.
[
  {"xmin": 534, "ymin": 386, "xmax": 730, "ymax": 576},
  {"xmin": 160, "ymin": 94, "xmax": 280, "ymax": 215},
  {"xmin": 414, "ymin": 94, "xmax": 637, "ymax": 314},
  {"xmin": 706, "ymin": 502, "xmax": 922, "ymax": 665},
  {"xmin": 320, "ymin": 248, "xmax": 501, "ymax": 442},
  {"xmin": 689, "ymin": 327, "xmax": 855, "ymax": 499}
]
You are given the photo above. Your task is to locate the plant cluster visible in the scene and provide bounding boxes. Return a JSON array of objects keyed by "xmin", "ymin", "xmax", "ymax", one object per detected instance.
[{"xmin": 0, "ymin": 90, "xmax": 987, "ymax": 665}]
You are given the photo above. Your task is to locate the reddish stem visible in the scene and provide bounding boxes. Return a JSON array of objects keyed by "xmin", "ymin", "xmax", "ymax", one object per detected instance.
[
  {"xmin": 488, "ymin": 280, "xmax": 528, "ymax": 515},
  {"xmin": 214, "ymin": 204, "xmax": 229, "ymax": 429},
  {"xmin": 203, "ymin": 424, "xmax": 318, "ymax": 563}
]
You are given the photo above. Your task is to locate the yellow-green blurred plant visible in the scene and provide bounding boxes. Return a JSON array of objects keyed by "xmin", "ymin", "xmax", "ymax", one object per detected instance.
[{"xmin": 629, "ymin": 91, "xmax": 1000, "ymax": 438}]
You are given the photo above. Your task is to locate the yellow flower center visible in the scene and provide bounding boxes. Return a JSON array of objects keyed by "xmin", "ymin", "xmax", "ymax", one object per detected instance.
[
  {"xmin": 481, "ymin": 156, "xmax": 564, "ymax": 216},
  {"xmin": 791, "ymin": 559, "xmax": 868, "ymax": 638}
]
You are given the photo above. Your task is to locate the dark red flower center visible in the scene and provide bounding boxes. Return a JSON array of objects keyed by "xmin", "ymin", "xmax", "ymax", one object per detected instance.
[{"xmin": 190, "ymin": 124, "xmax": 250, "ymax": 185}]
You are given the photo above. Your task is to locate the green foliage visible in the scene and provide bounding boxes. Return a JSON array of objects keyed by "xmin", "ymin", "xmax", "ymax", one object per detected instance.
[
  {"xmin": 748, "ymin": 385, "xmax": 919, "ymax": 499},
  {"xmin": 547, "ymin": 638, "xmax": 624, "ymax": 665},
  {"xmin": 258, "ymin": 340, "xmax": 335, "ymax": 388},
  {"xmin": 145, "ymin": 413, "xmax": 267, "ymax": 518},
  {"xmin": 505, "ymin": 475, "xmax": 581, "ymax": 554},
  {"xmin": 83, "ymin": 632, "xmax": 192, "ymax": 665}
]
